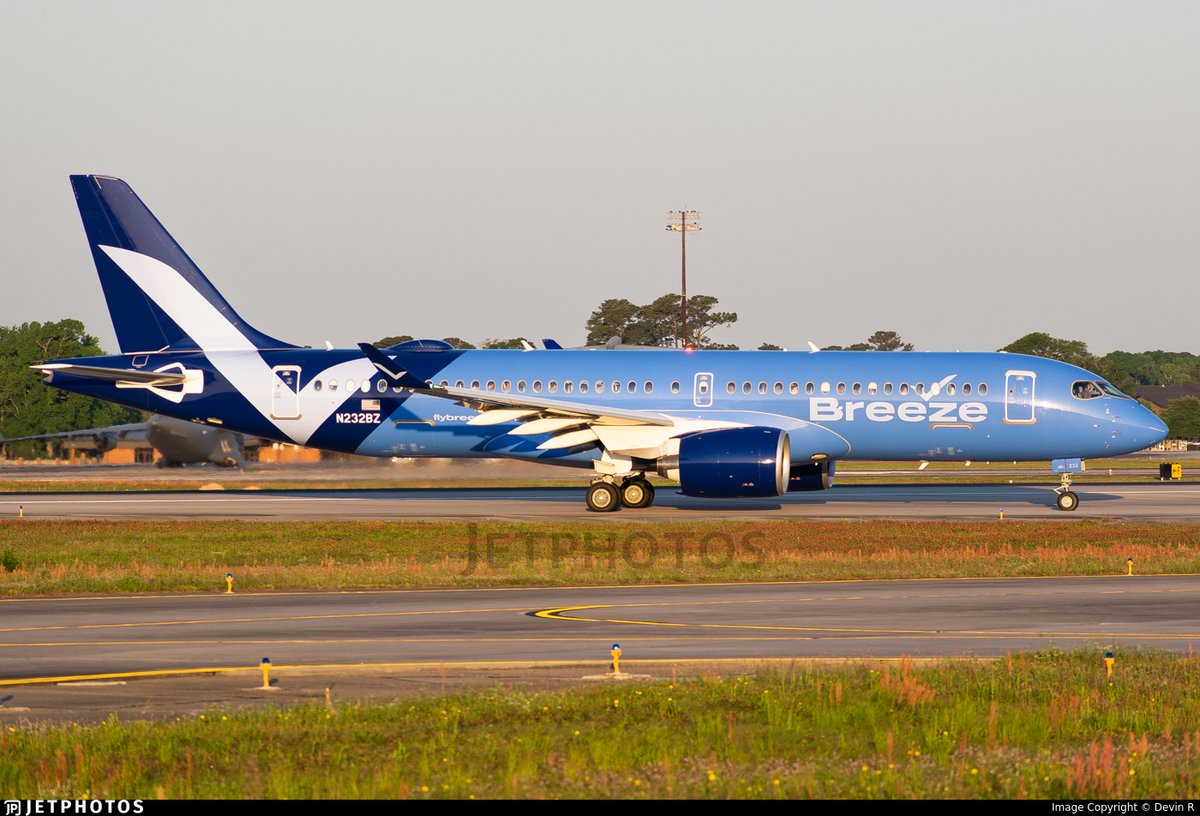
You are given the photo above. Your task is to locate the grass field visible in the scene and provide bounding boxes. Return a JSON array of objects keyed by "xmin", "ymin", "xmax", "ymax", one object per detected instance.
[
  {"xmin": 1, "ymin": 519, "xmax": 1198, "ymax": 594},
  {"xmin": 2, "ymin": 650, "xmax": 1198, "ymax": 798}
]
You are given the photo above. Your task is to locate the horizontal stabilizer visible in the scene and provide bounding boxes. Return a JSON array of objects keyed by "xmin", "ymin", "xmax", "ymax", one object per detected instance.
[{"xmin": 32, "ymin": 363, "xmax": 187, "ymax": 386}]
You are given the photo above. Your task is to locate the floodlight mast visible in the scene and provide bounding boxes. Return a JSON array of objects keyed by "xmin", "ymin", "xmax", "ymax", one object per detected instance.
[{"xmin": 665, "ymin": 210, "xmax": 700, "ymax": 348}]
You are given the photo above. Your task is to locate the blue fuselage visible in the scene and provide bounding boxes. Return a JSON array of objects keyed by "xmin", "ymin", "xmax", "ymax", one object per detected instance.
[{"xmin": 45, "ymin": 348, "xmax": 1168, "ymax": 466}]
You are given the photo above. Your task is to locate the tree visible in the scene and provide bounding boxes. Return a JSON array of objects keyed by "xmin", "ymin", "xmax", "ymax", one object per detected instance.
[
  {"xmin": 583, "ymin": 294, "xmax": 738, "ymax": 348},
  {"xmin": 375, "ymin": 335, "xmax": 413, "ymax": 347},
  {"xmin": 863, "ymin": 330, "xmax": 914, "ymax": 351},
  {"xmin": 823, "ymin": 331, "xmax": 913, "ymax": 351},
  {"xmin": 0, "ymin": 320, "xmax": 140, "ymax": 457},
  {"xmin": 758, "ymin": 343, "xmax": 783, "ymax": 351},
  {"xmin": 999, "ymin": 332, "xmax": 1096, "ymax": 369},
  {"xmin": 441, "ymin": 337, "xmax": 476, "ymax": 349},
  {"xmin": 1161, "ymin": 397, "xmax": 1200, "ymax": 441},
  {"xmin": 482, "ymin": 338, "xmax": 530, "ymax": 349},
  {"xmin": 584, "ymin": 299, "xmax": 640, "ymax": 346},
  {"xmin": 999, "ymin": 332, "xmax": 1139, "ymax": 391}
]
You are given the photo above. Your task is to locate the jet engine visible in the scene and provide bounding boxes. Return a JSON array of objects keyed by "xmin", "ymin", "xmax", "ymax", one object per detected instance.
[
  {"xmin": 788, "ymin": 460, "xmax": 835, "ymax": 492},
  {"xmin": 657, "ymin": 426, "xmax": 790, "ymax": 498}
]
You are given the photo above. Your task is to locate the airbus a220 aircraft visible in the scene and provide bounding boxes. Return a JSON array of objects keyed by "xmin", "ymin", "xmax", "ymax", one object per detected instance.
[{"xmin": 34, "ymin": 175, "xmax": 1168, "ymax": 512}]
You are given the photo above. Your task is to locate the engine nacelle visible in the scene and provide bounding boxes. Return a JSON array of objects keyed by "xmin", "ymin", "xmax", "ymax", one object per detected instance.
[
  {"xmin": 658, "ymin": 426, "xmax": 790, "ymax": 498},
  {"xmin": 788, "ymin": 460, "xmax": 836, "ymax": 492}
]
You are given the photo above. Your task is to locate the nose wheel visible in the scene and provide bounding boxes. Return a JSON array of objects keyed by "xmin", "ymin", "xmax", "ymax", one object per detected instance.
[{"xmin": 1054, "ymin": 473, "xmax": 1079, "ymax": 512}]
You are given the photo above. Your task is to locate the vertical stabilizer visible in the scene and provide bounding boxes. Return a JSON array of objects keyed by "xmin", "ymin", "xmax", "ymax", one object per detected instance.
[{"xmin": 70, "ymin": 175, "xmax": 296, "ymax": 354}]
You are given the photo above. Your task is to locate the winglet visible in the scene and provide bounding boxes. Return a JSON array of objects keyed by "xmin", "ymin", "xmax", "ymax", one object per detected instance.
[
  {"xmin": 542, "ymin": 339, "xmax": 563, "ymax": 350},
  {"xmin": 806, "ymin": 341, "xmax": 821, "ymax": 353},
  {"xmin": 357, "ymin": 343, "xmax": 428, "ymax": 389}
]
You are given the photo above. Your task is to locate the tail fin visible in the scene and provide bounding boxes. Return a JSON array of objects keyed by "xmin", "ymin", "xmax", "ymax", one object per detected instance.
[{"xmin": 70, "ymin": 175, "xmax": 296, "ymax": 354}]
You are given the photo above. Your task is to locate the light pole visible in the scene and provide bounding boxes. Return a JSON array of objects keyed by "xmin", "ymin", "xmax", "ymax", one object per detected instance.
[{"xmin": 666, "ymin": 211, "xmax": 700, "ymax": 348}]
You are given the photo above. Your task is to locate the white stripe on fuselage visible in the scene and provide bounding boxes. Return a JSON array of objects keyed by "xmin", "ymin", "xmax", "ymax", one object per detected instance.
[{"xmin": 100, "ymin": 246, "xmax": 370, "ymax": 446}]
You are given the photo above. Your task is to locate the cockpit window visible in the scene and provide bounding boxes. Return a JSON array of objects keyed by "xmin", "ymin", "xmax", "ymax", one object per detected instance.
[
  {"xmin": 1072, "ymin": 380, "xmax": 1102, "ymax": 400},
  {"xmin": 1098, "ymin": 381, "xmax": 1131, "ymax": 399}
]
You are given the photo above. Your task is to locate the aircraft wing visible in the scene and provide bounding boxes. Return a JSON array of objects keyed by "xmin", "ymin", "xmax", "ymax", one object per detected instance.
[
  {"xmin": 0, "ymin": 422, "xmax": 150, "ymax": 445},
  {"xmin": 31, "ymin": 363, "xmax": 188, "ymax": 387},
  {"xmin": 361, "ymin": 342, "xmax": 849, "ymax": 464}
]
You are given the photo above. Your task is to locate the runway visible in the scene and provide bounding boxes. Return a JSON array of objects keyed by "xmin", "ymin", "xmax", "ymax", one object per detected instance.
[
  {"xmin": 3, "ymin": 576, "xmax": 1199, "ymax": 687},
  {"xmin": 2, "ymin": 482, "xmax": 1200, "ymax": 521}
]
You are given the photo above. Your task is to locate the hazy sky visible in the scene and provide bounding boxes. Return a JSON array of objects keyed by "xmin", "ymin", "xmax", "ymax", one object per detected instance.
[{"xmin": 1, "ymin": 2, "xmax": 1196, "ymax": 355}]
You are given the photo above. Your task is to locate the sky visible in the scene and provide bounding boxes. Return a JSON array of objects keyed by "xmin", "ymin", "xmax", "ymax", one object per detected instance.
[{"xmin": 1, "ymin": 1, "xmax": 1196, "ymax": 356}]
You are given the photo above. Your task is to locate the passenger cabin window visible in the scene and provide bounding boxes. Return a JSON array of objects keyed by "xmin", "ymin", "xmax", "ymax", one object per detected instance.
[
  {"xmin": 946, "ymin": 383, "xmax": 955, "ymax": 396},
  {"xmin": 455, "ymin": 380, "xmax": 464, "ymax": 389},
  {"xmin": 805, "ymin": 382, "xmax": 815, "ymax": 395},
  {"xmin": 742, "ymin": 382, "xmax": 752, "ymax": 394},
  {"xmin": 758, "ymin": 382, "xmax": 767, "ymax": 394},
  {"xmin": 362, "ymin": 381, "xmax": 371, "ymax": 393},
  {"xmin": 789, "ymin": 382, "xmax": 799, "ymax": 395},
  {"xmin": 517, "ymin": 380, "xmax": 526, "ymax": 393},
  {"xmin": 486, "ymin": 380, "xmax": 496, "ymax": 391},
  {"xmin": 471, "ymin": 380, "xmax": 481, "ymax": 390},
  {"xmin": 579, "ymin": 381, "xmax": 589, "ymax": 394},
  {"xmin": 346, "ymin": 379, "xmax": 356, "ymax": 392},
  {"xmin": 836, "ymin": 382, "xmax": 846, "ymax": 395},
  {"xmin": 628, "ymin": 380, "xmax": 637, "ymax": 393},
  {"xmin": 564, "ymin": 381, "xmax": 573, "ymax": 394},
  {"xmin": 670, "ymin": 381, "xmax": 680, "ymax": 394},
  {"xmin": 774, "ymin": 382, "xmax": 783, "ymax": 394},
  {"xmin": 851, "ymin": 382, "xmax": 862, "ymax": 395},
  {"xmin": 595, "ymin": 381, "xmax": 605, "ymax": 393},
  {"xmin": 644, "ymin": 381, "xmax": 654, "ymax": 394},
  {"xmin": 376, "ymin": 380, "xmax": 386, "ymax": 393},
  {"xmin": 962, "ymin": 383, "xmax": 971, "ymax": 395},
  {"xmin": 611, "ymin": 380, "xmax": 621, "ymax": 394},
  {"xmin": 727, "ymin": 381, "xmax": 736, "ymax": 394},
  {"xmin": 501, "ymin": 380, "xmax": 511, "ymax": 393},
  {"xmin": 532, "ymin": 380, "xmax": 542, "ymax": 393},
  {"xmin": 899, "ymin": 383, "xmax": 909, "ymax": 395},
  {"xmin": 548, "ymin": 381, "xmax": 557, "ymax": 393},
  {"xmin": 820, "ymin": 382, "xmax": 831, "ymax": 395},
  {"xmin": 883, "ymin": 382, "xmax": 893, "ymax": 395},
  {"xmin": 867, "ymin": 382, "xmax": 878, "ymax": 395},
  {"xmin": 978, "ymin": 383, "xmax": 989, "ymax": 396},
  {"xmin": 915, "ymin": 383, "xmax": 924, "ymax": 395},
  {"xmin": 314, "ymin": 380, "xmax": 323, "ymax": 392}
]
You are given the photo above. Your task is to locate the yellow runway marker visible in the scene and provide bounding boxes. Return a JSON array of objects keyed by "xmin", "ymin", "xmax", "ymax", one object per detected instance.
[
  {"xmin": 0, "ymin": 606, "xmax": 531, "ymax": 634},
  {"xmin": 0, "ymin": 655, "xmax": 995, "ymax": 688},
  {"xmin": 534, "ymin": 604, "xmax": 1200, "ymax": 639}
]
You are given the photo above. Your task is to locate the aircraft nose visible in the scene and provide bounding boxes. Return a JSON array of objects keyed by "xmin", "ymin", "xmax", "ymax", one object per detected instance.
[{"xmin": 1132, "ymin": 404, "xmax": 1169, "ymax": 446}]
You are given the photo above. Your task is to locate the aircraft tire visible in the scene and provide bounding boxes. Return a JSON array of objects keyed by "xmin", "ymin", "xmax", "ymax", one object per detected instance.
[
  {"xmin": 586, "ymin": 482, "xmax": 621, "ymax": 512},
  {"xmin": 1056, "ymin": 491, "xmax": 1079, "ymax": 512},
  {"xmin": 621, "ymin": 479, "xmax": 655, "ymax": 509}
]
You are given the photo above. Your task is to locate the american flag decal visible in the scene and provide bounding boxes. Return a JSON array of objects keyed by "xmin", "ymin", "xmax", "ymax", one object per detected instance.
[{"xmin": 362, "ymin": 399, "xmax": 381, "ymax": 411}]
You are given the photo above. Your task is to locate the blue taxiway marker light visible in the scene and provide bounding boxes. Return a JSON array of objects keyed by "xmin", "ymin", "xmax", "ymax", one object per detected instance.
[
  {"xmin": 1126, "ymin": 557, "xmax": 1134, "ymax": 576},
  {"xmin": 1104, "ymin": 651, "xmax": 1115, "ymax": 679},
  {"xmin": 261, "ymin": 657, "xmax": 271, "ymax": 689}
]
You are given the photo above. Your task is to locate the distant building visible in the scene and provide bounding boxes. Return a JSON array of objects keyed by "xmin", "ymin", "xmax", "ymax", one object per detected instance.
[{"xmin": 1132, "ymin": 384, "xmax": 1200, "ymax": 411}]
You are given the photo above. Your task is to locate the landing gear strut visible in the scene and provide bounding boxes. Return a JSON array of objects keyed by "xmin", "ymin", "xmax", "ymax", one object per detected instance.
[
  {"xmin": 586, "ymin": 474, "xmax": 656, "ymax": 512},
  {"xmin": 1054, "ymin": 473, "xmax": 1079, "ymax": 512}
]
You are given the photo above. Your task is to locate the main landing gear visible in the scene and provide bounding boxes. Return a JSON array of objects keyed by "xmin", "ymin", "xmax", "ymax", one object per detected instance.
[
  {"xmin": 586, "ymin": 474, "xmax": 655, "ymax": 512},
  {"xmin": 1054, "ymin": 472, "xmax": 1079, "ymax": 512}
]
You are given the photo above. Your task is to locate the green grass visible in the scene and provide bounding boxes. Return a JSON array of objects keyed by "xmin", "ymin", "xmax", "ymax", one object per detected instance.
[
  {"xmin": 2, "ymin": 650, "xmax": 1197, "ymax": 798},
  {"xmin": 2, "ymin": 519, "xmax": 1199, "ymax": 594}
]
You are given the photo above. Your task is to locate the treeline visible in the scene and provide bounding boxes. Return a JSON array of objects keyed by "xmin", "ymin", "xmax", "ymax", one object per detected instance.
[{"xmin": 0, "ymin": 320, "xmax": 141, "ymax": 457}]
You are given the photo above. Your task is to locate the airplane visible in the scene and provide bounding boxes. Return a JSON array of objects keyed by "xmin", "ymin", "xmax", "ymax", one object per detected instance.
[
  {"xmin": 31, "ymin": 175, "xmax": 1169, "ymax": 512},
  {"xmin": 0, "ymin": 414, "xmax": 245, "ymax": 467}
]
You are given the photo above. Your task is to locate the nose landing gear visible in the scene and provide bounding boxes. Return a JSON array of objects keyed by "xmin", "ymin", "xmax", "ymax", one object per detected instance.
[{"xmin": 1054, "ymin": 473, "xmax": 1079, "ymax": 512}]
